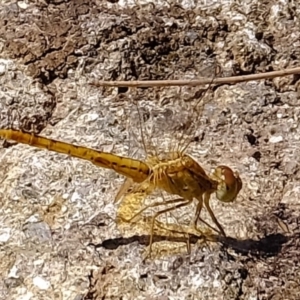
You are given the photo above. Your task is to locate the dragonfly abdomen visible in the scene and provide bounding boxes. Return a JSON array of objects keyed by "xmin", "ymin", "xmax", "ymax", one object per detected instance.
[{"xmin": 0, "ymin": 129, "xmax": 150, "ymax": 182}]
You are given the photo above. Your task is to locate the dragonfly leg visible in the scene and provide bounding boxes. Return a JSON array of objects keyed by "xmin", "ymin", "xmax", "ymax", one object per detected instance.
[
  {"xmin": 194, "ymin": 193, "xmax": 221, "ymax": 234},
  {"xmin": 122, "ymin": 197, "xmax": 187, "ymax": 223},
  {"xmin": 145, "ymin": 199, "xmax": 192, "ymax": 259},
  {"xmin": 204, "ymin": 193, "xmax": 226, "ymax": 236}
]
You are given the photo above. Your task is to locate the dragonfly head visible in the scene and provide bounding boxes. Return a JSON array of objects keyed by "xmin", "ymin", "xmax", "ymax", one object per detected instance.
[{"xmin": 212, "ymin": 165, "xmax": 242, "ymax": 203}]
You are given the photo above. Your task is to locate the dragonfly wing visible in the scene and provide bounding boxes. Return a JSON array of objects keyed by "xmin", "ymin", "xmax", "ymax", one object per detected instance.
[
  {"xmin": 116, "ymin": 179, "xmax": 154, "ymax": 222},
  {"xmin": 114, "ymin": 177, "xmax": 134, "ymax": 203},
  {"xmin": 116, "ymin": 179, "xmax": 156, "ymax": 236}
]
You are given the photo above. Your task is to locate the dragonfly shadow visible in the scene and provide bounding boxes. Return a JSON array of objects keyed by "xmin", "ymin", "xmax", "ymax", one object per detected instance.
[
  {"xmin": 93, "ymin": 232, "xmax": 289, "ymax": 258},
  {"xmin": 216, "ymin": 233, "xmax": 289, "ymax": 257}
]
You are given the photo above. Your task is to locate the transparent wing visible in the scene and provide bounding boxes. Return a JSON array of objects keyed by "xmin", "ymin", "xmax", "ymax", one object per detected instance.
[{"xmin": 116, "ymin": 179, "xmax": 155, "ymax": 235}]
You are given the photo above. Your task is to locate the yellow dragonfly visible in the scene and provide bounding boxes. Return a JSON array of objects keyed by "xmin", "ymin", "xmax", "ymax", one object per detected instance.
[{"xmin": 0, "ymin": 122, "xmax": 242, "ymax": 256}]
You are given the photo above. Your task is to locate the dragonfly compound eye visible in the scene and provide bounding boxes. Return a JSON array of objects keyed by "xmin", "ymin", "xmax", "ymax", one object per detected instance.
[{"xmin": 213, "ymin": 165, "xmax": 242, "ymax": 203}]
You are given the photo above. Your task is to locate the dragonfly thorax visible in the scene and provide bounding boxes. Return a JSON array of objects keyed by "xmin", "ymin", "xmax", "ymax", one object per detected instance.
[{"xmin": 148, "ymin": 152, "xmax": 218, "ymax": 201}]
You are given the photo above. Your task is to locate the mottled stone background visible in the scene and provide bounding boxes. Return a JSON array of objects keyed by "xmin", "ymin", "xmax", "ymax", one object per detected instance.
[{"xmin": 0, "ymin": 0, "xmax": 300, "ymax": 299}]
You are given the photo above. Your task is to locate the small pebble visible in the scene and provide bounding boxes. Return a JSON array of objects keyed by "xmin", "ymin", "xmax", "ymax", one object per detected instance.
[
  {"xmin": 0, "ymin": 63, "xmax": 6, "ymax": 76},
  {"xmin": 269, "ymin": 136, "xmax": 283, "ymax": 143},
  {"xmin": 0, "ymin": 228, "xmax": 11, "ymax": 242},
  {"xmin": 33, "ymin": 276, "xmax": 51, "ymax": 290},
  {"xmin": 17, "ymin": 1, "xmax": 29, "ymax": 9}
]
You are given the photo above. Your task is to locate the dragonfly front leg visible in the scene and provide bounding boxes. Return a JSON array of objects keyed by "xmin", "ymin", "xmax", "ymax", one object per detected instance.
[{"xmin": 194, "ymin": 193, "xmax": 221, "ymax": 234}]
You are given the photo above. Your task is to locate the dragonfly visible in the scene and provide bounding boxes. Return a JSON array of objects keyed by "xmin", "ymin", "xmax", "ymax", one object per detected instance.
[{"xmin": 0, "ymin": 125, "xmax": 242, "ymax": 256}]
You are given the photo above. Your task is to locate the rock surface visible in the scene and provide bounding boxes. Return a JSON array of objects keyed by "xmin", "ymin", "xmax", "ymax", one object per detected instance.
[{"xmin": 0, "ymin": 0, "xmax": 300, "ymax": 299}]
